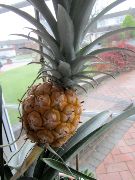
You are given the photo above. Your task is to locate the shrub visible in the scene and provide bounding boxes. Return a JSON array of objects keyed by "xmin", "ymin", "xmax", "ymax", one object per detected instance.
[{"xmin": 98, "ymin": 41, "xmax": 135, "ymax": 72}]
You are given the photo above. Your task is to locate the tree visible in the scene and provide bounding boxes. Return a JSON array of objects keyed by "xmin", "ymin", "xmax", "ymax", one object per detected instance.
[{"xmin": 121, "ymin": 14, "xmax": 135, "ymax": 38}]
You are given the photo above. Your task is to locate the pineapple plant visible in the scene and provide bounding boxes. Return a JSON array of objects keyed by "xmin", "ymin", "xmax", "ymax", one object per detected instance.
[{"xmin": 1, "ymin": 0, "xmax": 135, "ymax": 179}]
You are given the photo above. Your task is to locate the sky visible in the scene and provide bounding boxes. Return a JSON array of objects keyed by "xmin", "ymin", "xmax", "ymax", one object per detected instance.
[{"xmin": 0, "ymin": 0, "xmax": 135, "ymax": 41}]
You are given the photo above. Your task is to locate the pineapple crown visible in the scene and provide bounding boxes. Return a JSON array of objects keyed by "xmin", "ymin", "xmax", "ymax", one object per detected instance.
[{"xmin": 0, "ymin": 0, "xmax": 135, "ymax": 91}]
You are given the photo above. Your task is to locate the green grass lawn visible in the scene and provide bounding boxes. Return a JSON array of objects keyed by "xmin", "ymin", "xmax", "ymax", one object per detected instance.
[{"xmin": 0, "ymin": 64, "xmax": 40, "ymax": 124}]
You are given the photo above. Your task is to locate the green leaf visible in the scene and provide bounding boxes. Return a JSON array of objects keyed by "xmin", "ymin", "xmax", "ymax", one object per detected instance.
[
  {"xmin": 74, "ymin": 79, "xmax": 95, "ymax": 88},
  {"xmin": 42, "ymin": 158, "xmax": 96, "ymax": 180},
  {"xmin": 82, "ymin": 27, "xmax": 135, "ymax": 55},
  {"xmin": 77, "ymin": 71, "xmax": 115, "ymax": 79},
  {"xmin": 10, "ymin": 33, "xmax": 54, "ymax": 56},
  {"xmin": 25, "ymin": 27, "xmax": 63, "ymax": 61},
  {"xmin": 70, "ymin": 0, "xmax": 97, "ymax": 51},
  {"xmin": 83, "ymin": 0, "xmax": 126, "ymax": 37},
  {"xmin": 63, "ymin": 107, "xmax": 135, "ymax": 161},
  {"xmin": 57, "ymin": 5, "xmax": 75, "ymax": 61},
  {"xmin": 0, "ymin": 4, "xmax": 49, "ymax": 38},
  {"xmin": 58, "ymin": 111, "xmax": 111, "ymax": 157},
  {"xmin": 52, "ymin": 0, "xmax": 72, "ymax": 14},
  {"xmin": 58, "ymin": 61, "xmax": 71, "ymax": 77},
  {"xmin": 72, "ymin": 74, "xmax": 98, "ymax": 85},
  {"xmin": 20, "ymin": 47, "xmax": 57, "ymax": 67},
  {"xmin": 71, "ymin": 55, "xmax": 102, "ymax": 74},
  {"xmin": 28, "ymin": 0, "xmax": 58, "ymax": 41},
  {"xmin": 88, "ymin": 47, "xmax": 135, "ymax": 56}
]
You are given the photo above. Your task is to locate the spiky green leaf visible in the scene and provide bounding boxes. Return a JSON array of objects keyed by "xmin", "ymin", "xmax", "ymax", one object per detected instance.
[
  {"xmin": 63, "ymin": 107, "xmax": 135, "ymax": 161},
  {"xmin": 82, "ymin": 27, "xmax": 135, "ymax": 55},
  {"xmin": 57, "ymin": 5, "xmax": 75, "ymax": 61},
  {"xmin": 25, "ymin": 27, "xmax": 63, "ymax": 61},
  {"xmin": 11, "ymin": 33, "xmax": 54, "ymax": 56},
  {"xmin": 88, "ymin": 47, "xmax": 135, "ymax": 56},
  {"xmin": 20, "ymin": 47, "xmax": 57, "ymax": 67},
  {"xmin": 28, "ymin": 0, "xmax": 58, "ymax": 40},
  {"xmin": 42, "ymin": 158, "xmax": 95, "ymax": 180},
  {"xmin": 70, "ymin": 0, "xmax": 96, "ymax": 51},
  {"xmin": 83, "ymin": 0, "xmax": 126, "ymax": 37}
]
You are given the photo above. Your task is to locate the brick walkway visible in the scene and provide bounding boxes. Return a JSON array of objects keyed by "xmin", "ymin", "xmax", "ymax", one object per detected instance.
[
  {"xmin": 96, "ymin": 123, "xmax": 135, "ymax": 180},
  {"xmin": 83, "ymin": 70, "xmax": 135, "ymax": 112},
  {"xmin": 69, "ymin": 70, "xmax": 135, "ymax": 179}
]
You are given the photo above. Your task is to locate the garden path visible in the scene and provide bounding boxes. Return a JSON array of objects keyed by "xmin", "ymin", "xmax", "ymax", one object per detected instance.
[{"xmin": 70, "ymin": 70, "xmax": 135, "ymax": 179}]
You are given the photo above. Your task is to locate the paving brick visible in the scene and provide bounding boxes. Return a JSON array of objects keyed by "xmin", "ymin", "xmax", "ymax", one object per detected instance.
[
  {"xmin": 96, "ymin": 163, "xmax": 107, "ymax": 174},
  {"xmin": 113, "ymin": 153, "xmax": 134, "ymax": 163},
  {"xmin": 92, "ymin": 151, "xmax": 106, "ymax": 161},
  {"xmin": 104, "ymin": 154, "xmax": 114, "ymax": 164},
  {"xmin": 105, "ymin": 136, "xmax": 121, "ymax": 144},
  {"xmin": 118, "ymin": 140, "xmax": 127, "ymax": 147},
  {"xmin": 97, "ymin": 172, "xmax": 122, "ymax": 180},
  {"xmin": 130, "ymin": 132, "xmax": 135, "ymax": 138},
  {"xmin": 119, "ymin": 146, "xmax": 134, "ymax": 153},
  {"xmin": 125, "ymin": 139, "xmax": 135, "ymax": 146},
  {"xmin": 100, "ymin": 140, "xmax": 115, "ymax": 150},
  {"xmin": 87, "ymin": 156, "xmax": 101, "ymax": 167},
  {"xmin": 124, "ymin": 133, "xmax": 132, "ymax": 140},
  {"xmin": 120, "ymin": 171, "xmax": 134, "ymax": 180},
  {"xmin": 128, "ymin": 127, "xmax": 135, "ymax": 133},
  {"xmin": 110, "ymin": 132, "xmax": 124, "ymax": 139},
  {"xmin": 111, "ymin": 146, "xmax": 121, "ymax": 155},
  {"xmin": 96, "ymin": 145, "xmax": 111, "ymax": 155},
  {"xmin": 126, "ymin": 160, "xmax": 135, "ymax": 177},
  {"xmin": 106, "ymin": 162, "xmax": 128, "ymax": 173}
]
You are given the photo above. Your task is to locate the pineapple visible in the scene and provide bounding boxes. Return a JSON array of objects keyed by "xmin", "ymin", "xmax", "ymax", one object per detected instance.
[
  {"xmin": 0, "ymin": 0, "xmax": 133, "ymax": 147},
  {"xmin": 22, "ymin": 82, "xmax": 82, "ymax": 147}
]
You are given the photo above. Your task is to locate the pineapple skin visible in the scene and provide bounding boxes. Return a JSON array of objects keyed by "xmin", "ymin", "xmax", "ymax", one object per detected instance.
[{"xmin": 22, "ymin": 82, "xmax": 82, "ymax": 147}]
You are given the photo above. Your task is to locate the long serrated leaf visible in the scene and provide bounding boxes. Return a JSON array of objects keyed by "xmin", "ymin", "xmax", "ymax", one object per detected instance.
[
  {"xmin": 74, "ymin": 83, "xmax": 87, "ymax": 93},
  {"xmin": 47, "ymin": 145, "xmax": 74, "ymax": 177},
  {"xmin": 42, "ymin": 158, "xmax": 95, "ymax": 180},
  {"xmin": 71, "ymin": 55, "xmax": 102, "ymax": 74},
  {"xmin": 52, "ymin": 0, "xmax": 71, "ymax": 14},
  {"xmin": 20, "ymin": 47, "xmax": 57, "ymax": 67},
  {"xmin": 10, "ymin": 145, "xmax": 43, "ymax": 180},
  {"xmin": 82, "ymin": 27, "xmax": 135, "ymax": 55},
  {"xmin": 70, "ymin": 0, "xmax": 96, "ymax": 51},
  {"xmin": 0, "ymin": 4, "xmax": 51, "ymax": 38},
  {"xmin": 28, "ymin": 0, "xmax": 58, "ymax": 40},
  {"xmin": 83, "ymin": 0, "xmax": 126, "ymax": 37},
  {"xmin": 72, "ymin": 74, "xmax": 98, "ymax": 85},
  {"xmin": 57, "ymin": 5, "xmax": 75, "ymax": 61},
  {"xmin": 25, "ymin": 27, "xmax": 63, "ymax": 61},
  {"xmin": 77, "ymin": 71, "xmax": 115, "ymax": 79},
  {"xmin": 63, "ymin": 107, "xmax": 135, "ymax": 161},
  {"xmin": 58, "ymin": 111, "xmax": 110, "ymax": 156},
  {"xmin": 74, "ymin": 79, "xmax": 95, "ymax": 88},
  {"xmin": 88, "ymin": 47, "xmax": 135, "ymax": 56},
  {"xmin": 11, "ymin": 33, "xmax": 54, "ymax": 56}
]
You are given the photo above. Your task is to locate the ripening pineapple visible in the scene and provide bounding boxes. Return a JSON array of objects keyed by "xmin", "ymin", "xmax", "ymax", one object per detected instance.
[
  {"xmin": 22, "ymin": 82, "xmax": 82, "ymax": 147},
  {"xmin": 1, "ymin": 0, "xmax": 134, "ymax": 147}
]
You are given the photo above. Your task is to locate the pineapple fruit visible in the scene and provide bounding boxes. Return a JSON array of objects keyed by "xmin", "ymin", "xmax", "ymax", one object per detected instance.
[
  {"xmin": 0, "ymin": 0, "xmax": 130, "ymax": 147},
  {"xmin": 22, "ymin": 82, "xmax": 82, "ymax": 147}
]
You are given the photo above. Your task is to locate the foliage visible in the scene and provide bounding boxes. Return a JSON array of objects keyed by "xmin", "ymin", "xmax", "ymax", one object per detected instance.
[
  {"xmin": 121, "ymin": 15, "xmax": 135, "ymax": 38},
  {"xmin": 98, "ymin": 41, "xmax": 135, "ymax": 71}
]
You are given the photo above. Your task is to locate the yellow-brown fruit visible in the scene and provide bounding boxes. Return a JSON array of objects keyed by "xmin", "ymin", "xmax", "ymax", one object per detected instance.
[{"xmin": 22, "ymin": 82, "xmax": 82, "ymax": 147}]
